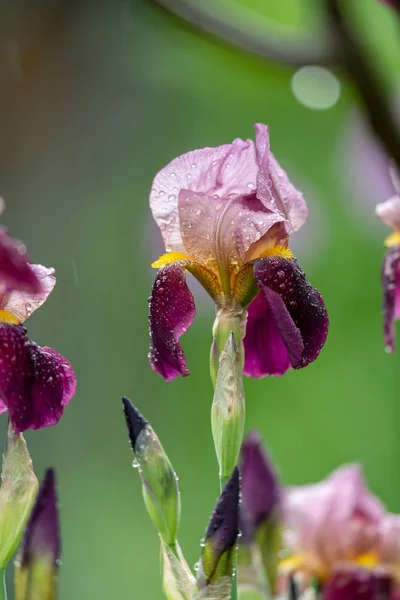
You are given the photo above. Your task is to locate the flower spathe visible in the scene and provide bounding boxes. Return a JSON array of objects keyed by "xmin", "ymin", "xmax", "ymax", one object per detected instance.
[
  {"xmin": 149, "ymin": 124, "xmax": 329, "ymax": 380},
  {"xmin": 0, "ymin": 265, "xmax": 76, "ymax": 433},
  {"xmin": 376, "ymin": 164, "xmax": 400, "ymax": 352}
]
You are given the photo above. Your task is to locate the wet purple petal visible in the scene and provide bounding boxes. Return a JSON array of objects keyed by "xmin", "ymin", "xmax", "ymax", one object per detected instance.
[
  {"xmin": 0, "ymin": 324, "xmax": 76, "ymax": 433},
  {"xmin": 243, "ymin": 292, "xmax": 291, "ymax": 377},
  {"xmin": 21, "ymin": 468, "xmax": 60, "ymax": 567},
  {"xmin": 381, "ymin": 245, "xmax": 400, "ymax": 352},
  {"xmin": 253, "ymin": 256, "xmax": 329, "ymax": 369},
  {"xmin": 0, "ymin": 228, "xmax": 42, "ymax": 294},
  {"xmin": 323, "ymin": 569, "xmax": 392, "ymax": 600},
  {"xmin": 149, "ymin": 263, "xmax": 196, "ymax": 381},
  {"xmin": 241, "ymin": 431, "xmax": 281, "ymax": 528},
  {"xmin": 0, "ymin": 264, "xmax": 56, "ymax": 322}
]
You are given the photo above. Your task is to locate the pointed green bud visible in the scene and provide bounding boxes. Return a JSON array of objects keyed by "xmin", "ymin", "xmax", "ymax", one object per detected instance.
[
  {"xmin": 0, "ymin": 423, "xmax": 38, "ymax": 569},
  {"xmin": 161, "ymin": 541, "xmax": 195, "ymax": 600},
  {"xmin": 15, "ymin": 469, "xmax": 60, "ymax": 600},
  {"xmin": 211, "ymin": 333, "xmax": 245, "ymax": 482},
  {"xmin": 122, "ymin": 397, "xmax": 180, "ymax": 545},
  {"xmin": 196, "ymin": 467, "xmax": 240, "ymax": 596}
]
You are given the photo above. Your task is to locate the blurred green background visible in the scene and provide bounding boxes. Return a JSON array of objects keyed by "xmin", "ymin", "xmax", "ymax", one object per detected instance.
[{"xmin": 0, "ymin": 0, "xmax": 399, "ymax": 597}]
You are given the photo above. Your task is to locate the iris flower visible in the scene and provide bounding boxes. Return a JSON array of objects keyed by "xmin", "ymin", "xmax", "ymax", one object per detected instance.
[
  {"xmin": 0, "ymin": 264, "xmax": 76, "ymax": 433},
  {"xmin": 283, "ymin": 465, "xmax": 400, "ymax": 599},
  {"xmin": 148, "ymin": 124, "xmax": 329, "ymax": 380},
  {"xmin": 376, "ymin": 165, "xmax": 400, "ymax": 352}
]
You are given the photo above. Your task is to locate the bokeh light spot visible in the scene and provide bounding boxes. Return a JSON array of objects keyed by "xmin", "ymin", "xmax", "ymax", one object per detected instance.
[{"xmin": 291, "ymin": 66, "xmax": 341, "ymax": 110}]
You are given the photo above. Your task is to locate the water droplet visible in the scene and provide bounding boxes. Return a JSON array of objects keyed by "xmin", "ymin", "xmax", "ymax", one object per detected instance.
[
  {"xmin": 159, "ymin": 191, "xmax": 165, "ymax": 196},
  {"xmin": 170, "ymin": 172, "xmax": 176, "ymax": 178},
  {"xmin": 247, "ymin": 182, "xmax": 255, "ymax": 189},
  {"xmin": 195, "ymin": 209, "xmax": 202, "ymax": 216},
  {"xmin": 191, "ymin": 163, "xmax": 197, "ymax": 169},
  {"xmin": 168, "ymin": 194, "xmax": 176, "ymax": 201},
  {"xmin": 132, "ymin": 457, "xmax": 139, "ymax": 468}
]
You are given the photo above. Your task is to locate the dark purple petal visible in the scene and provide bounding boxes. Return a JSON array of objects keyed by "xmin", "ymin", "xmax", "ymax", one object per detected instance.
[
  {"xmin": 0, "ymin": 228, "xmax": 42, "ymax": 294},
  {"xmin": 203, "ymin": 467, "xmax": 240, "ymax": 583},
  {"xmin": 22, "ymin": 468, "xmax": 60, "ymax": 567},
  {"xmin": 241, "ymin": 432, "xmax": 280, "ymax": 529},
  {"xmin": 0, "ymin": 323, "xmax": 76, "ymax": 433},
  {"xmin": 381, "ymin": 0, "xmax": 400, "ymax": 11},
  {"xmin": 323, "ymin": 569, "xmax": 392, "ymax": 600},
  {"xmin": 149, "ymin": 263, "xmax": 196, "ymax": 381},
  {"xmin": 381, "ymin": 245, "xmax": 400, "ymax": 352},
  {"xmin": 253, "ymin": 256, "xmax": 329, "ymax": 369},
  {"xmin": 122, "ymin": 397, "xmax": 148, "ymax": 452},
  {"xmin": 243, "ymin": 292, "xmax": 291, "ymax": 377}
]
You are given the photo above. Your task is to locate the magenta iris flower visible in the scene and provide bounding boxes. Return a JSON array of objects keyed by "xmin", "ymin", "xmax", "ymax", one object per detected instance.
[
  {"xmin": 375, "ymin": 165, "xmax": 400, "ymax": 352},
  {"xmin": 0, "ymin": 264, "xmax": 76, "ymax": 433},
  {"xmin": 282, "ymin": 465, "xmax": 400, "ymax": 599},
  {"xmin": 148, "ymin": 124, "xmax": 329, "ymax": 380}
]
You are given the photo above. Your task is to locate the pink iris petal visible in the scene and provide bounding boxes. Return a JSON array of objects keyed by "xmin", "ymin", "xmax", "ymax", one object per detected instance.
[
  {"xmin": 284, "ymin": 465, "xmax": 384, "ymax": 571},
  {"xmin": 255, "ymin": 123, "xmax": 308, "ymax": 232},
  {"xmin": 243, "ymin": 292, "xmax": 292, "ymax": 377},
  {"xmin": 0, "ymin": 323, "xmax": 76, "ymax": 434},
  {"xmin": 376, "ymin": 196, "xmax": 400, "ymax": 232},
  {"xmin": 379, "ymin": 514, "xmax": 400, "ymax": 565},
  {"xmin": 0, "ymin": 264, "xmax": 56, "ymax": 322},
  {"xmin": 150, "ymin": 124, "xmax": 306, "ymax": 254},
  {"xmin": 381, "ymin": 246, "xmax": 400, "ymax": 352},
  {"xmin": 148, "ymin": 263, "xmax": 196, "ymax": 381},
  {"xmin": 0, "ymin": 228, "xmax": 42, "ymax": 294},
  {"xmin": 323, "ymin": 569, "xmax": 392, "ymax": 600},
  {"xmin": 179, "ymin": 190, "xmax": 287, "ymax": 268},
  {"xmin": 247, "ymin": 256, "xmax": 328, "ymax": 373}
]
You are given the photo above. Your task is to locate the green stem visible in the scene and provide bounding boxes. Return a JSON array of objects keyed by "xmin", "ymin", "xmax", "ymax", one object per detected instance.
[{"xmin": 0, "ymin": 569, "xmax": 7, "ymax": 600}]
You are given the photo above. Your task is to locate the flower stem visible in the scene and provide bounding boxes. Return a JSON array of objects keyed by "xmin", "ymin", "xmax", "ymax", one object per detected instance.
[{"xmin": 0, "ymin": 569, "xmax": 7, "ymax": 600}]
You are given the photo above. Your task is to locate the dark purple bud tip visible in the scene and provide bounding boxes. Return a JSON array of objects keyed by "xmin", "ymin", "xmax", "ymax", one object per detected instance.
[
  {"xmin": 122, "ymin": 397, "xmax": 148, "ymax": 452},
  {"xmin": 241, "ymin": 431, "xmax": 280, "ymax": 528},
  {"xmin": 22, "ymin": 468, "xmax": 60, "ymax": 567},
  {"xmin": 205, "ymin": 467, "xmax": 240, "ymax": 556}
]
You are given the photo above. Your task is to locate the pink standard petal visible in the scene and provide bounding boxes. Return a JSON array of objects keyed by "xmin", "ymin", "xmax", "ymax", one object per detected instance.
[
  {"xmin": 255, "ymin": 123, "xmax": 308, "ymax": 232},
  {"xmin": 381, "ymin": 246, "xmax": 400, "ymax": 352},
  {"xmin": 148, "ymin": 263, "xmax": 196, "ymax": 381},
  {"xmin": 253, "ymin": 256, "xmax": 329, "ymax": 369},
  {"xmin": 376, "ymin": 195, "xmax": 400, "ymax": 232},
  {"xmin": 0, "ymin": 228, "xmax": 42, "ymax": 294},
  {"xmin": 179, "ymin": 190, "xmax": 287, "ymax": 269},
  {"xmin": 0, "ymin": 324, "xmax": 76, "ymax": 433},
  {"xmin": 0, "ymin": 264, "xmax": 56, "ymax": 322},
  {"xmin": 243, "ymin": 292, "xmax": 291, "ymax": 377},
  {"xmin": 379, "ymin": 514, "xmax": 400, "ymax": 564}
]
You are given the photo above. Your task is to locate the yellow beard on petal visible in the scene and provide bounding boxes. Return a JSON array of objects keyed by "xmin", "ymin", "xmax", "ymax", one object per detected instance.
[
  {"xmin": 384, "ymin": 232, "xmax": 400, "ymax": 248},
  {"xmin": 0, "ymin": 310, "xmax": 20, "ymax": 324},
  {"xmin": 151, "ymin": 252, "xmax": 191, "ymax": 268},
  {"xmin": 258, "ymin": 245, "xmax": 294, "ymax": 260}
]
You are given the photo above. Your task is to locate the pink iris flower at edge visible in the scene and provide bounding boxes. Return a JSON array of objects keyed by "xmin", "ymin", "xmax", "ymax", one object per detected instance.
[
  {"xmin": 375, "ymin": 165, "xmax": 400, "ymax": 352},
  {"xmin": 148, "ymin": 124, "xmax": 329, "ymax": 381},
  {"xmin": 0, "ymin": 233, "xmax": 76, "ymax": 433},
  {"xmin": 283, "ymin": 465, "xmax": 400, "ymax": 599}
]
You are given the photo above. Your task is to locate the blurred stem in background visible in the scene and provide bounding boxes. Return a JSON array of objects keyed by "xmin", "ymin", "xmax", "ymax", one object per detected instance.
[
  {"xmin": 0, "ymin": 570, "xmax": 7, "ymax": 600},
  {"xmin": 151, "ymin": 0, "xmax": 400, "ymax": 173}
]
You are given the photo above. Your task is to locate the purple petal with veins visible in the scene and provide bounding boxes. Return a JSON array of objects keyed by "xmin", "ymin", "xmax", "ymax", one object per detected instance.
[
  {"xmin": 243, "ymin": 292, "xmax": 291, "ymax": 377},
  {"xmin": 252, "ymin": 256, "xmax": 329, "ymax": 370},
  {"xmin": 323, "ymin": 569, "xmax": 392, "ymax": 600},
  {"xmin": 148, "ymin": 263, "xmax": 196, "ymax": 381},
  {"xmin": 0, "ymin": 323, "xmax": 76, "ymax": 433},
  {"xmin": 381, "ymin": 245, "xmax": 400, "ymax": 352}
]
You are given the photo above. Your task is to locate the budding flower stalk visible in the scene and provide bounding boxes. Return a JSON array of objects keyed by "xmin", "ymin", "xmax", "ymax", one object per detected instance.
[
  {"xmin": 195, "ymin": 467, "xmax": 240, "ymax": 599},
  {"xmin": 0, "ymin": 423, "xmax": 38, "ymax": 571},
  {"xmin": 122, "ymin": 397, "xmax": 180, "ymax": 546},
  {"xmin": 212, "ymin": 333, "xmax": 245, "ymax": 485},
  {"xmin": 15, "ymin": 469, "xmax": 60, "ymax": 600}
]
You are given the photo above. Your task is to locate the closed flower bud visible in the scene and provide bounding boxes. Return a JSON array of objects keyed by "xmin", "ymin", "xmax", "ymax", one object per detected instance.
[
  {"xmin": 15, "ymin": 469, "xmax": 60, "ymax": 600},
  {"xmin": 196, "ymin": 467, "xmax": 240, "ymax": 594},
  {"xmin": 0, "ymin": 424, "xmax": 38, "ymax": 569},
  {"xmin": 211, "ymin": 333, "xmax": 245, "ymax": 483},
  {"xmin": 122, "ymin": 397, "xmax": 180, "ymax": 546}
]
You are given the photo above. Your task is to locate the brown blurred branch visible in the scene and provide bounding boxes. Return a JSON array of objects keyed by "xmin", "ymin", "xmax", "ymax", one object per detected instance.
[
  {"xmin": 326, "ymin": 0, "xmax": 400, "ymax": 173},
  {"xmin": 150, "ymin": 0, "xmax": 337, "ymax": 67}
]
